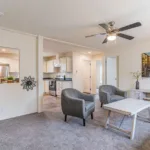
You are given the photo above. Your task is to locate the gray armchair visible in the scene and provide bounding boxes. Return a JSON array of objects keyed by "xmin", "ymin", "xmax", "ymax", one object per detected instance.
[
  {"xmin": 61, "ymin": 88, "xmax": 95, "ymax": 126},
  {"xmin": 99, "ymin": 85, "xmax": 127, "ymax": 107}
]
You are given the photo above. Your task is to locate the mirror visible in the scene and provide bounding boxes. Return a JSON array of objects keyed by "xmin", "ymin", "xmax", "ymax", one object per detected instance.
[{"xmin": 0, "ymin": 47, "xmax": 20, "ymax": 83}]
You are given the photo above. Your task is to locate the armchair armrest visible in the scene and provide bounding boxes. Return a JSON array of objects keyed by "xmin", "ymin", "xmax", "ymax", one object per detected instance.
[
  {"xmin": 99, "ymin": 91, "xmax": 111, "ymax": 104},
  {"xmin": 116, "ymin": 89, "xmax": 127, "ymax": 98},
  {"xmin": 81, "ymin": 93, "xmax": 95, "ymax": 102}
]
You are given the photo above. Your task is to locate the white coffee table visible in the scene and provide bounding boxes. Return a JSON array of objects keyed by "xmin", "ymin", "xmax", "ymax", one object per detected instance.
[{"xmin": 103, "ymin": 98, "xmax": 150, "ymax": 140}]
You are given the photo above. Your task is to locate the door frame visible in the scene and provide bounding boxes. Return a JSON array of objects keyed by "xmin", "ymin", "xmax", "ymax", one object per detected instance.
[
  {"xmin": 83, "ymin": 60, "xmax": 92, "ymax": 94},
  {"xmin": 105, "ymin": 56, "xmax": 119, "ymax": 87},
  {"xmin": 96, "ymin": 60, "xmax": 103, "ymax": 88}
]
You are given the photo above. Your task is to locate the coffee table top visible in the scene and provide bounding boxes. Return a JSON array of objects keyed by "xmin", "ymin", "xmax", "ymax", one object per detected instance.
[{"xmin": 103, "ymin": 98, "xmax": 150, "ymax": 116}]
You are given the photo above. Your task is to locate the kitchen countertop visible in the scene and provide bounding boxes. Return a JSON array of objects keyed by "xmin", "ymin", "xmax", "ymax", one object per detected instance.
[
  {"xmin": 43, "ymin": 78, "xmax": 72, "ymax": 81},
  {"xmin": 55, "ymin": 78, "xmax": 72, "ymax": 81},
  {"xmin": 43, "ymin": 78, "xmax": 53, "ymax": 80}
]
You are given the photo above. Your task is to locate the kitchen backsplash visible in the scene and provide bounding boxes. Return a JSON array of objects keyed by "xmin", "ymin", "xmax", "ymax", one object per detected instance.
[
  {"xmin": 43, "ymin": 73, "xmax": 72, "ymax": 78},
  {"xmin": 9, "ymin": 72, "xmax": 19, "ymax": 78}
]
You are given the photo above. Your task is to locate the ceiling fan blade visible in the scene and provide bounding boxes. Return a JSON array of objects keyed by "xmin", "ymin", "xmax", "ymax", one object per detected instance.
[
  {"xmin": 102, "ymin": 38, "xmax": 107, "ymax": 44},
  {"xmin": 118, "ymin": 22, "xmax": 142, "ymax": 31},
  {"xmin": 117, "ymin": 33, "xmax": 134, "ymax": 40},
  {"xmin": 99, "ymin": 23, "xmax": 109, "ymax": 31},
  {"xmin": 85, "ymin": 33, "xmax": 106, "ymax": 38}
]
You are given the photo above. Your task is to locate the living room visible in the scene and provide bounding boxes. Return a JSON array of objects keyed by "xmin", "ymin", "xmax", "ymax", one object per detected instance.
[{"xmin": 0, "ymin": 0, "xmax": 150, "ymax": 150}]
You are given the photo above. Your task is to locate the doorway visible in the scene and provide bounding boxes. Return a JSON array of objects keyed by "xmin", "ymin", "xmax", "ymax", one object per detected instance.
[
  {"xmin": 96, "ymin": 60, "xmax": 103, "ymax": 93},
  {"xmin": 83, "ymin": 60, "xmax": 91, "ymax": 93},
  {"xmin": 106, "ymin": 56, "xmax": 119, "ymax": 87}
]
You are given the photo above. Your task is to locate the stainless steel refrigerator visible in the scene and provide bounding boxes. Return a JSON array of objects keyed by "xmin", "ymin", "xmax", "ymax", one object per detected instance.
[{"xmin": 0, "ymin": 64, "xmax": 9, "ymax": 78}]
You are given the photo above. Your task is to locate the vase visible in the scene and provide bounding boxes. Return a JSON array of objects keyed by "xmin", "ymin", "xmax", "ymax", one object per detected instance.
[{"xmin": 135, "ymin": 80, "xmax": 139, "ymax": 89}]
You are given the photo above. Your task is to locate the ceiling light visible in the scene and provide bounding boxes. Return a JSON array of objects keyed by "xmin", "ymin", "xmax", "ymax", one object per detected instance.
[
  {"xmin": 88, "ymin": 52, "xmax": 91, "ymax": 54},
  {"xmin": 107, "ymin": 35, "xmax": 116, "ymax": 41},
  {"xmin": 1, "ymin": 49, "xmax": 6, "ymax": 52}
]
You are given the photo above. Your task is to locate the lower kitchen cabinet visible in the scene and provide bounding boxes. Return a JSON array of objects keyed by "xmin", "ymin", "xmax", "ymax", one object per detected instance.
[{"xmin": 56, "ymin": 81, "xmax": 72, "ymax": 96}]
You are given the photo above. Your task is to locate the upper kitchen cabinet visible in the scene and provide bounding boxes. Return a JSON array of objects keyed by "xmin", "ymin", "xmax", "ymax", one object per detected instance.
[
  {"xmin": 60, "ymin": 57, "xmax": 66, "ymax": 72},
  {"xmin": 43, "ymin": 61, "xmax": 47, "ymax": 73},
  {"xmin": 47, "ymin": 60, "xmax": 54, "ymax": 73},
  {"xmin": 60, "ymin": 57, "xmax": 72, "ymax": 73},
  {"xmin": 66, "ymin": 57, "xmax": 72, "ymax": 72}
]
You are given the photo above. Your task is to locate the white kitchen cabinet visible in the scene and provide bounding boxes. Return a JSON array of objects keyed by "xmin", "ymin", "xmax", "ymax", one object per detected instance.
[
  {"xmin": 60, "ymin": 57, "xmax": 72, "ymax": 73},
  {"xmin": 60, "ymin": 57, "xmax": 66, "ymax": 72},
  {"xmin": 44, "ymin": 80, "xmax": 49, "ymax": 94},
  {"xmin": 56, "ymin": 81, "xmax": 72, "ymax": 96},
  {"xmin": 63, "ymin": 81, "xmax": 72, "ymax": 89},
  {"xmin": 47, "ymin": 60, "xmax": 54, "ymax": 73},
  {"xmin": 43, "ymin": 61, "xmax": 47, "ymax": 73},
  {"xmin": 66, "ymin": 57, "xmax": 72, "ymax": 72},
  {"xmin": 56, "ymin": 81, "xmax": 62, "ymax": 96}
]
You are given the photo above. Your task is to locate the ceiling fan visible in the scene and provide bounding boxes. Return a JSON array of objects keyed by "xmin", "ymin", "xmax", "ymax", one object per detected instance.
[{"xmin": 85, "ymin": 21, "xmax": 142, "ymax": 44}]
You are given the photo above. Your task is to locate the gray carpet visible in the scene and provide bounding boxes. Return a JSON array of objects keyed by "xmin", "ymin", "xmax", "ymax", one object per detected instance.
[{"xmin": 0, "ymin": 97, "xmax": 150, "ymax": 150}]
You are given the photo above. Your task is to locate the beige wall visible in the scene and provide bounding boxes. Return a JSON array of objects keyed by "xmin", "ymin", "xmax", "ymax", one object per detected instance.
[
  {"xmin": 0, "ymin": 29, "xmax": 37, "ymax": 120},
  {"xmin": 72, "ymin": 52, "xmax": 89, "ymax": 92},
  {"xmin": 72, "ymin": 52, "xmax": 103, "ymax": 94},
  {"xmin": 91, "ymin": 54, "xmax": 104, "ymax": 94},
  {"xmin": 104, "ymin": 40, "xmax": 150, "ymax": 90}
]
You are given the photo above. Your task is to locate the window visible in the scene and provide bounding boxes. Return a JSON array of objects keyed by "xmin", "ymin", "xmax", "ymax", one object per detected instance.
[{"xmin": 0, "ymin": 47, "xmax": 20, "ymax": 84}]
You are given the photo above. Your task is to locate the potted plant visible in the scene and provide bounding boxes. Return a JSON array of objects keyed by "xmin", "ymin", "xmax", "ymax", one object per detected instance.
[
  {"xmin": 6, "ymin": 76, "xmax": 14, "ymax": 83},
  {"xmin": 131, "ymin": 71, "xmax": 142, "ymax": 89}
]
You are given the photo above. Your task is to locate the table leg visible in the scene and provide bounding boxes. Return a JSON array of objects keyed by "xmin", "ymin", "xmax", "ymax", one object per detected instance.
[
  {"xmin": 148, "ymin": 107, "xmax": 150, "ymax": 118},
  {"xmin": 137, "ymin": 107, "xmax": 150, "ymax": 123},
  {"xmin": 105, "ymin": 110, "xmax": 111, "ymax": 128},
  {"xmin": 131, "ymin": 114, "xmax": 137, "ymax": 140}
]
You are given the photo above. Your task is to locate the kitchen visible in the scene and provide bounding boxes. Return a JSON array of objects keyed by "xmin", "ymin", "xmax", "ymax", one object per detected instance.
[
  {"xmin": 43, "ymin": 38, "xmax": 104, "ymax": 98},
  {"xmin": 43, "ymin": 52, "xmax": 73, "ymax": 97}
]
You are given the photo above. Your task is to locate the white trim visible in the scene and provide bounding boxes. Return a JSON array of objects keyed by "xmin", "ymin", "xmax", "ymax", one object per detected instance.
[
  {"xmin": 37, "ymin": 36, "xmax": 44, "ymax": 113},
  {"xmin": 0, "ymin": 26, "xmax": 101, "ymax": 50},
  {"xmin": 43, "ymin": 37, "xmax": 101, "ymax": 51},
  {"xmin": 0, "ymin": 26, "xmax": 37, "ymax": 37}
]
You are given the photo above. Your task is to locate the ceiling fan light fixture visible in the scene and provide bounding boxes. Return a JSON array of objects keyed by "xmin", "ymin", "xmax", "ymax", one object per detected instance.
[{"xmin": 107, "ymin": 35, "xmax": 116, "ymax": 41}]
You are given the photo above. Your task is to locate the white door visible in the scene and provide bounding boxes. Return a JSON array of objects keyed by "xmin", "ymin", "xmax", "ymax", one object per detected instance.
[
  {"xmin": 83, "ymin": 60, "xmax": 91, "ymax": 93},
  {"xmin": 72, "ymin": 53, "xmax": 82, "ymax": 91},
  {"xmin": 106, "ymin": 57, "xmax": 118, "ymax": 87},
  {"xmin": 96, "ymin": 60, "xmax": 103, "ymax": 88}
]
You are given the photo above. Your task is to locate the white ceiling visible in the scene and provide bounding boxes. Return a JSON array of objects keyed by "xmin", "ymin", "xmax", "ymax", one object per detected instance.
[
  {"xmin": 0, "ymin": 0, "xmax": 150, "ymax": 49},
  {"xmin": 0, "ymin": 47, "xmax": 19, "ymax": 54},
  {"xmin": 0, "ymin": 47, "xmax": 19, "ymax": 60}
]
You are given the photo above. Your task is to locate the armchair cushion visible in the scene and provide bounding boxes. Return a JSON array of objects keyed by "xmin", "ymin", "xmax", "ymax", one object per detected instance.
[{"xmin": 110, "ymin": 95, "xmax": 125, "ymax": 102}]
